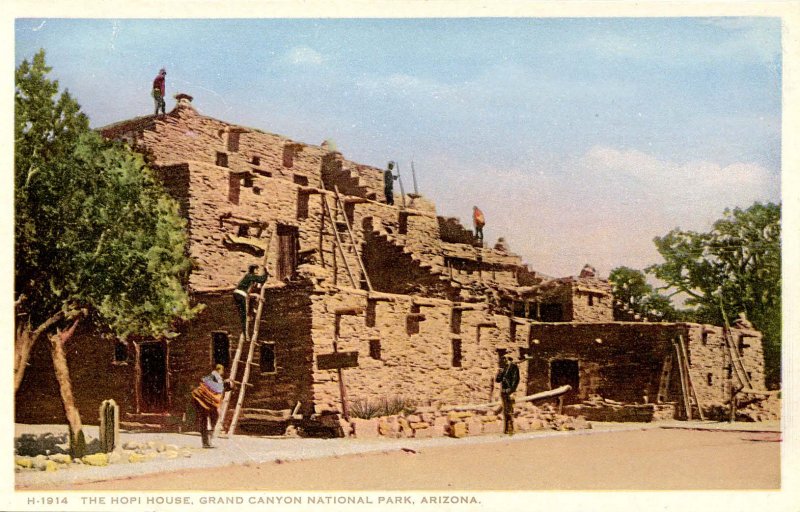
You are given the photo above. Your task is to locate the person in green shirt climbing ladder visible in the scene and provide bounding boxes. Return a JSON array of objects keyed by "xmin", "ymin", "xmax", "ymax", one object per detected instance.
[{"xmin": 233, "ymin": 264, "xmax": 268, "ymax": 337}]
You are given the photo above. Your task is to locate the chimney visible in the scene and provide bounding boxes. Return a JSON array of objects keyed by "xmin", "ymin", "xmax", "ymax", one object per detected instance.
[{"xmin": 173, "ymin": 92, "xmax": 195, "ymax": 111}]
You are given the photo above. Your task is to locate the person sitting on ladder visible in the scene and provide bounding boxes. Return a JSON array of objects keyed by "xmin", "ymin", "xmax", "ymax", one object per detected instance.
[{"xmin": 233, "ymin": 264, "xmax": 268, "ymax": 337}]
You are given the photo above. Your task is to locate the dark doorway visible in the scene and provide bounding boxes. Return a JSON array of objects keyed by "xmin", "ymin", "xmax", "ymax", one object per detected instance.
[
  {"xmin": 138, "ymin": 341, "xmax": 168, "ymax": 413},
  {"xmin": 550, "ymin": 359, "xmax": 579, "ymax": 404},
  {"xmin": 540, "ymin": 303, "xmax": 564, "ymax": 322},
  {"xmin": 276, "ymin": 224, "xmax": 298, "ymax": 281}
]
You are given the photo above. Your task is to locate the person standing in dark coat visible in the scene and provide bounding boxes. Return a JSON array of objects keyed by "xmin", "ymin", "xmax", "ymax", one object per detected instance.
[
  {"xmin": 233, "ymin": 264, "xmax": 267, "ymax": 337},
  {"xmin": 384, "ymin": 161, "xmax": 398, "ymax": 205},
  {"xmin": 496, "ymin": 354, "xmax": 520, "ymax": 435}
]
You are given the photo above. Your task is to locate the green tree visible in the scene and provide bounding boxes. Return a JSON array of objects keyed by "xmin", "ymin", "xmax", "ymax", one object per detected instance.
[
  {"xmin": 15, "ymin": 50, "xmax": 201, "ymax": 456},
  {"xmin": 646, "ymin": 203, "xmax": 781, "ymax": 388},
  {"xmin": 608, "ymin": 266, "xmax": 680, "ymax": 322}
]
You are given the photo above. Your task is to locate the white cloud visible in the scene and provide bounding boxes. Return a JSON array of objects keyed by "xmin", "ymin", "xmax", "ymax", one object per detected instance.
[
  {"xmin": 285, "ymin": 46, "xmax": 324, "ymax": 65},
  {"xmin": 425, "ymin": 146, "xmax": 779, "ymax": 279}
]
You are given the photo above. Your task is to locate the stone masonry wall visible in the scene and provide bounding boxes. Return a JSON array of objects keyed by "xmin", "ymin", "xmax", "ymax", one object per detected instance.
[
  {"xmin": 306, "ymin": 289, "xmax": 529, "ymax": 415},
  {"xmin": 15, "ymin": 327, "xmax": 137, "ymax": 425},
  {"xmin": 526, "ymin": 322, "xmax": 680, "ymax": 404},
  {"xmin": 683, "ymin": 324, "xmax": 767, "ymax": 410}
]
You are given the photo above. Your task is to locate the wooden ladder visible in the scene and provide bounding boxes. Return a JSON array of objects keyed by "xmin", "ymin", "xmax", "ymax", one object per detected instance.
[
  {"xmin": 213, "ymin": 224, "xmax": 275, "ymax": 438},
  {"xmin": 318, "ymin": 178, "xmax": 372, "ymax": 291},
  {"xmin": 656, "ymin": 351, "xmax": 673, "ymax": 403},
  {"xmin": 673, "ymin": 335, "xmax": 705, "ymax": 421}
]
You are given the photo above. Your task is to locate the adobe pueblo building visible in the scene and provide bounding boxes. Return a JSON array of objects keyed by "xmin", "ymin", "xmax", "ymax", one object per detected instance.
[{"xmin": 16, "ymin": 94, "xmax": 771, "ymax": 435}]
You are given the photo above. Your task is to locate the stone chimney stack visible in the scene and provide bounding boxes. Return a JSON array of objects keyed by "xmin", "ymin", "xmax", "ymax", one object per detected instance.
[{"xmin": 174, "ymin": 92, "xmax": 195, "ymax": 111}]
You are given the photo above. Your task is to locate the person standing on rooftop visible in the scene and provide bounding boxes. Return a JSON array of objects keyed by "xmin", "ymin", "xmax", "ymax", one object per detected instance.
[{"xmin": 152, "ymin": 68, "xmax": 167, "ymax": 116}]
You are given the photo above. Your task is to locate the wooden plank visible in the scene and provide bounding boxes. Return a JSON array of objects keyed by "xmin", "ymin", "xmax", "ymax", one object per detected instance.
[{"xmin": 317, "ymin": 351, "xmax": 359, "ymax": 370}]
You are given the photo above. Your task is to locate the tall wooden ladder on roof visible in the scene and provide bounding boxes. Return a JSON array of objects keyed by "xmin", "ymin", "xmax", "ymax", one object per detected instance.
[
  {"xmin": 318, "ymin": 178, "xmax": 373, "ymax": 292},
  {"xmin": 213, "ymin": 224, "xmax": 275, "ymax": 438}
]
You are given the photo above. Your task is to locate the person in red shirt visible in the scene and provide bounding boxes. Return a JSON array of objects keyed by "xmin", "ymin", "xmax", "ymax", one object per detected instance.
[
  {"xmin": 152, "ymin": 68, "xmax": 167, "ymax": 116},
  {"xmin": 473, "ymin": 206, "xmax": 485, "ymax": 245}
]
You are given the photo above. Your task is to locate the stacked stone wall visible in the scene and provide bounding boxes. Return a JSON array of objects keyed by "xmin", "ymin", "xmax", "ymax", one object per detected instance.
[
  {"xmin": 306, "ymin": 290, "xmax": 527, "ymax": 415},
  {"xmin": 15, "ymin": 329, "xmax": 137, "ymax": 425},
  {"xmin": 526, "ymin": 323, "xmax": 680, "ymax": 404}
]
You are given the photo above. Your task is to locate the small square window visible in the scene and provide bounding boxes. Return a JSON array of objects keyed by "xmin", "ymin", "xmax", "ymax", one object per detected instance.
[
  {"xmin": 216, "ymin": 152, "xmax": 228, "ymax": 168},
  {"xmin": 251, "ymin": 156, "xmax": 261, "ymax": 166},
  {"xmin": 113, "ymin": 340, "xmax": 129, "ymax": 364}
]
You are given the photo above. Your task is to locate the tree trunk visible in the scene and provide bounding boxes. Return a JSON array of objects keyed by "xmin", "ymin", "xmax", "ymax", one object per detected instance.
[
  {"xmin": 14, "ymin": 324, "xmax": 37, "ymax": 393},
  {"xmin": 15, "ymin": 310, "xmax": 65, "ymax": 394},
  {"xmin": 48, "ymin": 318, "xmax": 85, "ymax": 458}
]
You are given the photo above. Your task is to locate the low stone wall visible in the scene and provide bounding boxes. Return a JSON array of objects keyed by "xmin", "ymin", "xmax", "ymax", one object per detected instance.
[
  {"xmin": 342, "ymin": 402, "xmax": 590, "ymax": 439},
  {"xmin": 563, "ymin": 402, "xmax": 676, "ymax": 422}
]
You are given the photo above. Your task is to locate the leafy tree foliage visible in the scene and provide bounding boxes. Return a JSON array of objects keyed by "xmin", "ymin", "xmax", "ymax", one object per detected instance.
[
  {"xmin": 608, "ymin": 266, "xmax": 680, "ymax": 322},
  {"xmin": 646, "ymin": 203, "xmax": 781, "ymax": 388},
  {"xmin": 15, "ymin": 50, "xmax": 201, "ymax": 454}
]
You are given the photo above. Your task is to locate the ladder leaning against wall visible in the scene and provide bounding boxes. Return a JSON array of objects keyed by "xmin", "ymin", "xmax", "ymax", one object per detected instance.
[
  {"xmin": 213, "ymin": 223, "xmax": 275, "ymax": 438},
  {"xmin": 317, "ymin": 173, "xmax": 373, "ymax": 291}
]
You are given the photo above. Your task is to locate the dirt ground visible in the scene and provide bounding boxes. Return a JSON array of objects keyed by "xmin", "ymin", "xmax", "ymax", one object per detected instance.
[{"xmin": 63, "ymin": 428, "xmax": 780, "ymax": 491}]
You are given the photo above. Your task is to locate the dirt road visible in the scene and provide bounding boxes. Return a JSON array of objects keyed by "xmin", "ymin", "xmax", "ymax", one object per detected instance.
[{"xmin": 65, "ymin": 428, "xmax": 780, "ymax": 491}]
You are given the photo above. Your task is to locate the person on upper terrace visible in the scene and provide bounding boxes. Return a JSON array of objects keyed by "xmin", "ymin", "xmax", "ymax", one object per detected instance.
[
  {"xmin": 579, "ymin": 264, "xmax": 597, "ymax": 278},
  {"xmin": 152, "ymin": 68, "xmax": 167, "ymax": 117},
  {"xmin": 384, "ymin": 161, "xmax": 398, "ymax": 205},
  {"xmin": 233, "ymin": 264, "xmax": 268, "ymax": 338},
  {"xmin": 473, "ymin": 206, "xmax": 486, "ymax": 245}
]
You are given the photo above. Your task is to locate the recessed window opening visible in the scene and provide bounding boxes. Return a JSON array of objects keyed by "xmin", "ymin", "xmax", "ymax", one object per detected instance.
[
  {"xmin": 293, "ymin": 174, "xmax": 309, "ymax": 186},
  {"xmin": 706, "ymin": 373, "xmax": 713, "ymax": 386},
  {"xmin": 407, "ymin": 304, "xmax": 421, "ymax": 335},
  {"xmin": 237, "ymin": 225, "xmax": 249, "ymax": 237},
  {"xmin": 113, "ymin": 340, "xmax": 129, "ymax": 363},
  {"xmin": 227, "ymin": 131, "xmax": 240, "ymax": 153},
  {"xmin": 251, "ymin": 156, "xmax": 261, "ymax": 166},
  {"xmin": 216, "ymin": 152, "xmax": 228, "ymax": 168},
  {"xmin": 211, "ymin": 331, "xmax": 230, "ymax": 368},
  {"xmin": 702, "ymin": 331, "xmax": 709, "ymax": 345},
  {"xmin": 283, "ymin": 144, "xmax": 295, "ymax": 168},
  {"xmin": 260, "ymin": 342, "xmax": 276, "ymax": 373},
  {"xmin": 369, "ymin": 339, "xmax": 381, "ymax": 360},
  {"xmin": 228, "ymin": 173, "xmax": 240, "ymax": 204},
  {"xmin": 588, "ymin": 294, "xmax": 594, "ymax": 306},
  {"xmin": 243, "ymin": 175, "xmax": 254, "ymax": 188},
  {"xmin": 451, "ymin": 338, "xmax": 462, "ymax": 367},
  {"xmin": 509, "ymin": 320, "xmax": 517, "ymax": 343},
  {"xmin": 450, "ymin": 309, "xmax": 462, "ymax": 334}
]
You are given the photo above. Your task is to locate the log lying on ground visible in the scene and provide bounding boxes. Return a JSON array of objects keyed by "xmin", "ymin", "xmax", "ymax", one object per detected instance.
[{"xmin": 442, "ymin": 385, "xmax": 572, "ymax": 413}]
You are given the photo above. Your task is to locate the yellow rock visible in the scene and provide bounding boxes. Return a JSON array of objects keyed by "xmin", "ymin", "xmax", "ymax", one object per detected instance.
[
  {"xmin": 128, "ymin": 452, "xmax": 146, "ymax": 463},
  {"xmin": 449, "ymin": 422, "xmax": 468, "ymax": 438},
  {"xmin": 82, "ymin": 453, "xmax": 109, "ymax": 466},
  {"xmin": 15, "ymin": 457, "xmax": 32, "ymax": 469},
  {"xmin": 49, "ymin": 454, "xmax": 72, "ymax": 465},
  {"xmin": 44, "ymin": 460, "xmax": 58, "ymax": 472},
  {"xmin": 410, "ymin": 421, "xmax": 430, "ymax": 429},
  {"xmin": 447, "ymin": 411, "xmax": 473, "ymax": 423}
]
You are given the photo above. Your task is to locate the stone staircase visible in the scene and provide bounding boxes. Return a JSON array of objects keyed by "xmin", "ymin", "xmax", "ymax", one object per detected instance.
[
  {"xmin": 321, "ymin": 155, "xmax": 377, "ymax": 200},
  {"xmin": 363, "ymin": 219, "xmax": 461, "ymax": 298}
]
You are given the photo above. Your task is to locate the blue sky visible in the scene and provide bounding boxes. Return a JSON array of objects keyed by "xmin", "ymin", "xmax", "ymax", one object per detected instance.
[{"xmin": 14, "ymin": 17, "xmax": 782, "ymax": 278}]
